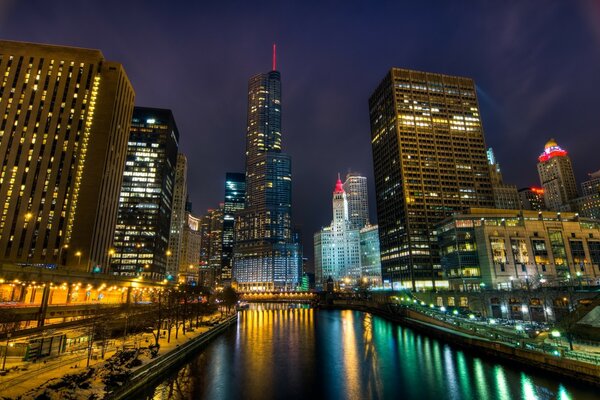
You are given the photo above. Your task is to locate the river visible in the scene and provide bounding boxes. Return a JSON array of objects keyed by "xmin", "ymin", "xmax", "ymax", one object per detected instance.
[{"xmin": 142, "ymin": 304, "xmax": 597, "ymax": 400}]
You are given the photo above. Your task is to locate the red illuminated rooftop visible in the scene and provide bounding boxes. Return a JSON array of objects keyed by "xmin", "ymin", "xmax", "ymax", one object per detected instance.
[{"xmin": 538, "ymin": 138, "xmax": 568, "ymax": 162}]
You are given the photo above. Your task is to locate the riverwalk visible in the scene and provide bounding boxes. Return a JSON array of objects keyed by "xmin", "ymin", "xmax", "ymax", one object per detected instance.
[{"xmin": 320, "ymin": 298, "xmax": 600, "ymax": 388}]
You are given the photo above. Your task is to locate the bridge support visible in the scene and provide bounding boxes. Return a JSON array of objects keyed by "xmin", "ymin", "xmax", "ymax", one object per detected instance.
[{"xmin": 37, "ymin": 285, "xmax": 51, "ymax": 328}]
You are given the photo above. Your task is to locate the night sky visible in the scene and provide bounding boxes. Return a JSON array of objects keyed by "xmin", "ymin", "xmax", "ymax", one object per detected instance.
[{"xmin": 2, "ymin": 1, "xmax": 599, "ymax": 268}]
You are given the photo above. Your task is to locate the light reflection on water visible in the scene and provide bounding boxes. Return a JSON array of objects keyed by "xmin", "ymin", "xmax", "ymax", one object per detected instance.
[{"xmin": 145, "ymin": 306, "xmax": 594, "ymax": 400}]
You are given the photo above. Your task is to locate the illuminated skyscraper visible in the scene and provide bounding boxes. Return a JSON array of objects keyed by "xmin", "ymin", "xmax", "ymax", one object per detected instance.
[
  {"xmin": 314, "ymin": 176, "xmax": 361, "ymax": 289},
  {"xmin": 369, "ymin": 68, "xmax": 494, "ymax": 290},
  {"xmin": 537, "ymin": 139, "xmax": 578, "ymax": 211},
  {"xmin": 519, "ymin": 187, "xmax": 546, "ymax": 211},
  {"xmin": 343, "ymin": 173, "xmax": 369, "ymax": 229},
  {"xmin": 0, "ymin": 40, "xmax": 134, "ymax": 271},
  {"xmin": 222, "ymin": 172, "xmax": 245, "ymax": 285},
  {"xmin": 234, "ymin": 47, "xmax": 301, "ymax": 291},
  {"xmin": 487, "ymin": 148, "xmax": 520, "ymax": 210},
  {"xmin": 167, "ymin": 153, "xmax": 188, "ymax": 280},
  {"xmin": 111, "ymin": 107, "xmax": 179, "ymax": 280}
]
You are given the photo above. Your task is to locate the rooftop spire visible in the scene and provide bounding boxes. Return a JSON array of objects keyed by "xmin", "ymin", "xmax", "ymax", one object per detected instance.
[
  {"xmin": 334, "ymin": 173, "xmax": 344, "ymax": 194},
  {"xmin": 272, "ymin": 43, "xmax": 277, "ymax": 71}
]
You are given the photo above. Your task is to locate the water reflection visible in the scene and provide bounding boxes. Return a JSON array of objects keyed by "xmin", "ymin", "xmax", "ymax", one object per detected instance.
[{"xmin": 145, "ymin": 306, "xmax": 595, "ymax": 400}]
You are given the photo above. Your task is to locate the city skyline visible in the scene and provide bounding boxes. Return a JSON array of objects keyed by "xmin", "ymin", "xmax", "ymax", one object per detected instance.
[{"xmin": 2, "ymin": 2, "xmax": 599, "ymax": 266}]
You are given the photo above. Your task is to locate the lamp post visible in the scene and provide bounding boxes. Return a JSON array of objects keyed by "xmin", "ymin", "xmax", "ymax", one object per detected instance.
[
  {"xmin": 107, "ymin": 248, "xmax": 115, "ymax": 274},
  {"xmin": 1, "ymin": 333, "xmax": 11, "ymax": 371},
  {"xmin": 24, "ymin": 212, "xmax": 34, "ymax": 266},
  {"xmin": 58, "ymin": 244, "xmax": 69, "ymax": 269},
  {"xmin": 75, "ymin": 251, "xmax": 82, "ymax": 269}
]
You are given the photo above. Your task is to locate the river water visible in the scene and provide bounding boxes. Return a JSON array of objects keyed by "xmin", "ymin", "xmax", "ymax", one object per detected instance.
[{"xmin": 143, "ymin": 304, "xmax": 597, "ymax": 400}]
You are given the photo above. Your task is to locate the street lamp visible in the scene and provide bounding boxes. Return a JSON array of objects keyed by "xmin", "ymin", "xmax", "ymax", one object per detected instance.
[
  {"xmin": 58, "ymin": 244, "xmax": 69, "ymax": 269},
  {"xmin": 75, "ymin": 251, "xmax": 82, "ymax": 268},
  {"xmin": 1, "ymin": 333, "xmax": 11, "ymax": 371}
]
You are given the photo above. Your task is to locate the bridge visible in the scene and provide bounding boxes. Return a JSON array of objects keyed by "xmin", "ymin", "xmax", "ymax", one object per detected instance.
[{"xmin": 239, "ymin": 291, "xmax": 317, "ymax": 303}]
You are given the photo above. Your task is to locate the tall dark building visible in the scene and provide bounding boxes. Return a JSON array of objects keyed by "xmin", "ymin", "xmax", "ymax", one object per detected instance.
[
  {"xmin": 0, "ymin": 40, "xmax": 135, "ymax": 272},
  {"xmin": 233, "ymin": 48, "xmax": 301, "ymax": 292},
  {"xmin": 369, "ymin": 68, "xmax": 494, "ymax": 290},
  {"xmin": 221, "ymin": 172, "xmax": 245, "ymax": 285},
  {"xmin": 111, "ymin": 107, "xmax": 179, "ymax": 280}
]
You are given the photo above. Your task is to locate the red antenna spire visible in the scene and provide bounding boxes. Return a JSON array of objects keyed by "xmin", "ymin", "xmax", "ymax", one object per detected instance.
[{"xmin": 272, "ymin": 43, "xmax": 277, "ymax": 71}]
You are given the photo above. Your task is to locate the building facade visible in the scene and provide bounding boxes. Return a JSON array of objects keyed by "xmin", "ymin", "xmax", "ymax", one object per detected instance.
[
  {"xmin": 233, "ymin": 60, "xmax": 301, "ymax": 292},
  {"xmin": 0, "ymin": 40, "xmax": 135, "ymax": 272},
  {"xmin": 167, "ymin": 153, "xmax": 187, "ymax": 280},
  {"xmin": 221, "ymin": 172, "xmax": 245, "ymax": 285},
  {"xmin": 179, "ymin": 211, "xmax": 202, "ymax": 284},
  {"xmin": 519, "ymin": 187, "xmax": 546, "ymax": 211},
  {"xmin": 368, "ymin": 68, "xmax": 494, "ymax": 290},
  {"xmin": 487, "ymin": 148, "xmax": 520, "ymax": 210},
  {"xmin": 111, "ymin": 107, "xmax": 179, "ymax": 280},
  {"xmin": 314, "ymin": 177, "xmax": 361, "ymax": 289},
  {"xmin": 537, "ymin": 139, "xmax": 578, "ymax": 211},
  {"xmin": 437, "ymin": 208, "xmax": 600, "ymax": 291},
  {"xmin": 359, "ymin": 224, "xmax": 382, "ymax": 286},
  {"xmin": 343, "ymin": 173, "xmax": 369, "ymax": 230}
]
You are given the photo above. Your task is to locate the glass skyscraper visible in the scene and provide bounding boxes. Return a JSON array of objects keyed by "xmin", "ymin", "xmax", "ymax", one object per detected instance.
[
  {"xmin": 111, "ymin": 107, "xmax": 179, "ymax": 281},
  {"xmin": 222, "ymin": 172, "xmax": 245, "ymax": 285},
  {"xmin": 233, "ymin": 61, "xmax": 301, "ymax": 292}
]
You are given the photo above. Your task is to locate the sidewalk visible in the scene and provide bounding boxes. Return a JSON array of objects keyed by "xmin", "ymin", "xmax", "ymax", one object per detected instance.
[{"xmin": 0, "ymin": 311, "xmax": 229, "ymax": 398}]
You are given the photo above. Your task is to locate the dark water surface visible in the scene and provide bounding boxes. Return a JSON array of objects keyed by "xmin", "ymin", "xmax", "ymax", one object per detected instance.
[{"xmin": 143, "ymin": 305, "xmax": 598, "ymax": 400}]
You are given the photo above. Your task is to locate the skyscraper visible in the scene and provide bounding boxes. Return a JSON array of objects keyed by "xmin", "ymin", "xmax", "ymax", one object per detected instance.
[
  {"xmin": 111, "ymin": 107, "xmax": 179, "ymax": 280},
  {"xmin": 0, "ymin": 40, "xmax": 134, "ymax": 271},
  {"xmin": 537, "ymin": 139, "xmax": 578, "ymax": 211},
  {"xmin": 179, "ymin": 210, "xmax": 202, "ymax": 284},
  {"xmin": 167, "ymin": 153, "xmax": 188, "ymax": 280},
  {"xmin": 487, "ymin": 148, "xmax": 520, "ymax": 210},
  {"xmin": 343, "ymin": 173, "xmax": 369, "ymax": 229},
  {"xmin": 221, "ymin": 172, "xmax": 245, "ymax": 285},
  {"xmin": 369, "ymin": 68, "xmax": 494, "ymax": 290},
  {"xmin": 359, "ymin": 224, "xmax": 382, "ymax": 287},
  {"xmin": 233, "ymin": 48, "xmax": 301, "ymax": 292},
  {"xmin": 518, "ymin": 187, "xmax": 546, "ymax": 211},
  {"xmin": 314, "ymin": 177, "xmax": 361, "ymax": 289}
]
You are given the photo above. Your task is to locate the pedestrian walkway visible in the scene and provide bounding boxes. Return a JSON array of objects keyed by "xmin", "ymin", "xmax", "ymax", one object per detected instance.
[{"xmin": 0, "ymin": 311, "xmax": 229, "ymax": 398}]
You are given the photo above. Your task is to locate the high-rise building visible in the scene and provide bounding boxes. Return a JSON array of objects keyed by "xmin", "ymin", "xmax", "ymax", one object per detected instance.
[
  {"xmin": 369, "ymin": 68, "xmax": 494, "ymax": 290},
  {"xmin": 208, "ymin": 204, "xmax": 224, "ymax": 286},
  {"xmin": 487, "ymin": 148, "xmax": 520, "ymax": 210},
  {"xmin": 112, "ymin": 107, "xmax": 179, "ymax": 280},
  {"xmin": 573, "ymin": 170, "xmax": 600, "ymax": 220},
  {"xmin": 519, "ymin": 187, "xmax": 546, "ymax": 211},
  {"xmin": 233, "ymin": 49, "xmax": 301, "ymax": 292},
  {"xmin": 314, "ymin": 176, "xmax": 361, "ymax": 289},
  {"xmin": 179, "ymin": 211, "xmax": 201, "ymax": 284},
  {"xmin": 582, "ymin": 170, "xmax": 600, "ymax": 197},
  {"xmin": 359, "ymin": 224, "xmax": 382, "ymax": 287},
  {"xmin": 0, "ymin": 40, "xmax": 135, "ymax": 271},
  {"xmin": 221, "ymin": 172, "xmax": 245, "ymax": 285},
  {"xmin": 537, "ymin": 139, "xmax": 578, "ymax": 211},
  {"xmin": 167, "ymin": 153, "xmax": 188, "ymax": 280},
  {"xmin": 343, "ymin": 173, "xmax": 369, "ymax": 229}
]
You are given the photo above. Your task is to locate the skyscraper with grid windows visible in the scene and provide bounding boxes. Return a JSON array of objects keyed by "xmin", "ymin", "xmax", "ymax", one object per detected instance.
[
  {"xmin": 369, "ymin": 68, "xmax": 494, "ymax": 290},
  {"xmin": 233, "ymin": 49, "xmax": 301, "ymax": 292}
]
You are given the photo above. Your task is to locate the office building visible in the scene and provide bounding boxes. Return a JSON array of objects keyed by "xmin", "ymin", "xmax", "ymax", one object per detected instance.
[
  {"xmin": 369, "ymin": 68, "xmax": 494, "ymax": 290},
  {"xmin": 519, "ymin": 187, "xmax": 546, "ymax": 211},
  {"xmin": 167, "ymin": 153, "xmax": 188, "ymax": 280},
  {"xmin": 343, "ymin": 173, "xmax": 369, "ymax": 229},
  {"xmin": 0, "ymin": 40, "xmax": 134, "ymax": 271},
  {"xmin": 582, "ymin": 170, "xmax": 600, "ymax": 196},
  {"xmin": 359, "ymin": 224, "xmax": 382, "ymax": 287},
  {"xmin": 221, "ymin": 172, "xmax": 245, "ymax": 285},
  {"xmin": 233, "ymin": 50, "xmax": 301, "ymax": 292},
  {"xmin": 111, "ymin": 107, "xmax": 179, "ymax": 280},
  {"xmin": 487, "ymin": 148, "xmax": 520, "ymax": 210},
  {"xmin": 314, "ymin": 176, "xmax": 361, "ymax": 289},
  {"xmin": 537, "ymin": 139, "xmax": 578, "ymax": 211},
  {"xmin": 179, "ymin": 211, "xmax": 202, "ymax": 284},
  {"xmin": 437, "ymin": 208, "xmax": 600, "ymax": 290}
]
